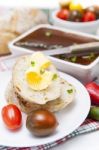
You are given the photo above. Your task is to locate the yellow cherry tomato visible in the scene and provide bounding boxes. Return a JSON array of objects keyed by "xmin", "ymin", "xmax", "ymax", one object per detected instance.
[{"xmin": 69, "ymin": 1, "xmax": 83, "ymax": 12}]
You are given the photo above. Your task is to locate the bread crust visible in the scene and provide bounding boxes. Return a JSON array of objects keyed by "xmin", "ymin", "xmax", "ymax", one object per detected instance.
[{"xmin": 0, "ymin": 31, "xmax": 17, "ymax": 56}]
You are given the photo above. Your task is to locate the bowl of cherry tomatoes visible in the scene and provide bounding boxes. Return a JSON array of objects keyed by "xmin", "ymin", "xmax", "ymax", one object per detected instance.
[{"xmin": 51, "ymin": 0, "xmax": 99, "ymax": 34}]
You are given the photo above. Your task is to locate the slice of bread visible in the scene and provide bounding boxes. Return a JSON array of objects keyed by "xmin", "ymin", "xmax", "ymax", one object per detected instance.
[
  {"xmin": 6, "ymin": 54, "xmax": 76, "ymax": 114},
  {"xmin": 12, "ymin": 55, "xmax": 61, "ymax": 104},
  {"xmin": 6, "ymin": 78, "xmax": 75, "ymax": 114}
]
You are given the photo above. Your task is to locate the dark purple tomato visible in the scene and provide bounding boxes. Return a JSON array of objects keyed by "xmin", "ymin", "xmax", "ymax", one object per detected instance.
[
  {"xmin": 68, "ymin": 10, "xmax": 83, "ymax": 22},
  {"xmin": 26, "ymin": 109, "xmax": 58, "ymax": 137}
]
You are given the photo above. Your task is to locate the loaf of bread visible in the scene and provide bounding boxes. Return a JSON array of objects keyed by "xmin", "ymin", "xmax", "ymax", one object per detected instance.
[
  {"xmin": 0, "ymin": 8, "xmax": 48, "ymax": 34},
  {"xmin": 0, "ymin": 8, "xmax": 48, "ymax": 56},
  {"xmin": 0, "ymin": 31, "xmax": 17, "ymax": 56}
]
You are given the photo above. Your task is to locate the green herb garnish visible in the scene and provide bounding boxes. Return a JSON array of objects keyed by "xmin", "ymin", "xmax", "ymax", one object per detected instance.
[
  {"xmin": 88, "ymin": 53, "xmax": 95, "ymax": 60},
  {"xmin": 67, "ymin": 89, "xmax": 73, "ymax": 94},
  {"xmin": 70, "ymin": 56, "xmax": 77, "ymax": 63},
  {"xmin": 45, "ymin": 31, "xmax": 52, "ymax": 37},
  {"xmin": 31, "ymin": 61, "xmax": 35, "ymax": 67},
  {"xmin": 52, "ymin": 73, "xmax": 58, "ymax": 80},
  {"xmin": 40, "ymin": 69, "xmax": 45, "ymax": 74}
]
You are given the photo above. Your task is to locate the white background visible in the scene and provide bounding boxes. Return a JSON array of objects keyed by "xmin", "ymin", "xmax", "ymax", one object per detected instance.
[
  {"xmin": 0, "ymin": 0, "xmax": 98, "ymax": 8},
  {"xmin": 0, "ymin": 0, "xmax": 99, "ymax": 149}
]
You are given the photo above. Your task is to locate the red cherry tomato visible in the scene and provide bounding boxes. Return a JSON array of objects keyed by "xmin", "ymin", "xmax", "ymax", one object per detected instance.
[
  {"xmin": 82, "ymin": 11, "xmax": 96, "ymax": 22},
  {"xmin": 1, "ymin": 104, "xmax": 22, "ymax": 130},
  {"xmin": 85, "ymin": 82, "xmax": 99, "ymax": 105},
  {"xmin": 57, "ymin": 9, "xmax": 69, "ymax": 20}
]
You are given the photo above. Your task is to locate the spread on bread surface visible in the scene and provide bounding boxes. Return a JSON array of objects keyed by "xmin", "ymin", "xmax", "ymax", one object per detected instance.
[{"xmin": 26, "ymin": 52, "xmax": 58, "ymax": 91}]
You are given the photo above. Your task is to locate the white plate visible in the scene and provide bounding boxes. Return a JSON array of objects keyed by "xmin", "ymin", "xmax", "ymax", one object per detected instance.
[{"xmin": 0, "ymin": 71, "xmax": 90, "ymax": 147}]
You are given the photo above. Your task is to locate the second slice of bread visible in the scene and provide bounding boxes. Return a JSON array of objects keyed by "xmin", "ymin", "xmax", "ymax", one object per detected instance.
[{"xmin": 6, "ymin": 78, "xmax": 75, "ymax": 113}]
